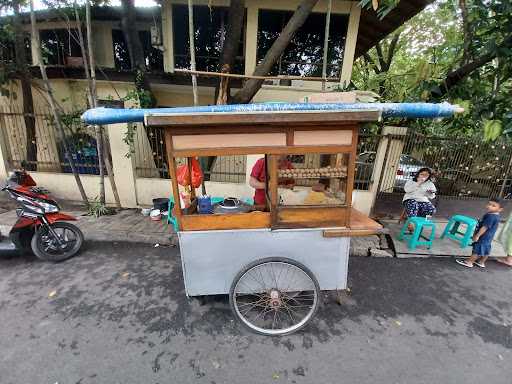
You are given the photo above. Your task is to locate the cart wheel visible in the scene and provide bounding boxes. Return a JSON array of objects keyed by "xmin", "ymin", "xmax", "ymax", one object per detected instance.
[{"xmin": 229, "ymin": 257, "xmax": 320, "ymax": 336}]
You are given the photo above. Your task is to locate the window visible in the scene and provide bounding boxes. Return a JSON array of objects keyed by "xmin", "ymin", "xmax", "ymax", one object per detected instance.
[
  {"xmin": 277, "ymin": 153, "xmax": 349, "ymax": 206},
  {"xmin": 112, "ymin": 29, "xmax": 164, "ymax": 71},
  {"xmin": 257, "ymin": 10, "xmax": 348, "ymax": 77},
  {"xmin": 172, "ymin": 4, "xmax": 245, "ymax": 73},
  {"xmin": 40, "ymin": 29, "xmax": 82, "ymax": 65},
  {"xmin": 0, "ymin": 33, "xmax": 31, "ymax": 65}
]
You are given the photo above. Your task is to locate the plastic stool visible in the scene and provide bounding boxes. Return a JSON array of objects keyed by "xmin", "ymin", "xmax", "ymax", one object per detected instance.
[
  {"xmin": 441, "ymin": 214, "xmax": 478, "ymax": 248},
  {"xmin": 398, "ymin": 217, "xmax": 436, "ymax": 250}
]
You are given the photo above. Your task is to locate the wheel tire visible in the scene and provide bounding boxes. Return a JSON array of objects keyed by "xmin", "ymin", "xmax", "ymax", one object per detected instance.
[
  {"xmin": 31, "ymin": 222, "xmax": 83, "ymax": 262},
  {"xmin": 229, "ymin": 257, "xmax": 320, "ymax": 336}
]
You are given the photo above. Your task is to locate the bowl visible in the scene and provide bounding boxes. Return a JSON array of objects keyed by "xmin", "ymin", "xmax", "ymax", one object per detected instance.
[{"xmin": 150, "ymin": 209, "xmax": 162, "ymax": 221}]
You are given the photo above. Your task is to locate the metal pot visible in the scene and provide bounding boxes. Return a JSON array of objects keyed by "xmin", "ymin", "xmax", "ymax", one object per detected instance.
[{"xmin": 213, "ymin": 197, "xmax": 251, "ymax": 214}]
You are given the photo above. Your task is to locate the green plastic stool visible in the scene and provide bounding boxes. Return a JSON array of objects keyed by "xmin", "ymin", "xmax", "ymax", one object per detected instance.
[
  {"xmin": 440, "ymin": 214, "xmax": 478, "ymax": 248},
  {"xmin": 398, "ymin": 217, "xmax": 436, "ymax": 250}
]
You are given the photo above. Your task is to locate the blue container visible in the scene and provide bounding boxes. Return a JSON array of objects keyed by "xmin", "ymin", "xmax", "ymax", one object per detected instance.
[{"xmin": 198, "ymin": 195, "xmax": 213, "ymax": 214}]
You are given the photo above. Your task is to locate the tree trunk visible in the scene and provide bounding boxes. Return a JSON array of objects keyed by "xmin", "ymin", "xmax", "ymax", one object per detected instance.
[
  {"xmin": 231, "ymin": 0, "xmax": 320, "ymax": 104},
  {"xmin": 459, "ymin": 0, "xmax": 472, "ymax": 65},
  {"xmin": 215, "ymin": 0, "xmax": 245, "ymax": 104},
  {"xmin": 13, "ymin": 0, "xmax": 37, "ymax": 171},
  {"xmin": 120, "ymin": 0, "xmax": 156, "ymax": 107},
  {"xmin": 30, "ymin": 0, "xmax": 89, "ymax": 207}
]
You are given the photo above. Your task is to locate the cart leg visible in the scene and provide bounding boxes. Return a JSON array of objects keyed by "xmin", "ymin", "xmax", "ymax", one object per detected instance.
[{"xmin": 336, "ymin": 290, "xmax": 344, "ymax": 305}]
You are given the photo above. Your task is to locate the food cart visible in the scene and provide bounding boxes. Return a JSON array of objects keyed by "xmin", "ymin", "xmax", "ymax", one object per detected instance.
[
  {"xmin": 82, "ymin": 102, "xmax": 461, "ymax": 336},
  {"xmin": 147, "ymin": 107, "xmax": 385, "ymax": 336}
]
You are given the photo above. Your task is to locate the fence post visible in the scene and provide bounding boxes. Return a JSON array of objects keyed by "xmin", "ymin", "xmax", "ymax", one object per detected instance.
[
  {"xmin": 0, "ymin": 110, "xmax": 12, "ymax": 181},
  {"xmin": 376, "ymin": 126, "xmax": 408, "ymax": 193},
  {"xmin": 368, "ymin": 126, "xmax": 408, "ymax": 212},
  {"xmin": 107, "ymin": 123, "xmax": 138, "ymax": 207}
]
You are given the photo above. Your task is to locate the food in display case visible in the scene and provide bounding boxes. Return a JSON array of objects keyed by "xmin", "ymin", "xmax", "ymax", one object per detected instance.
[{"xmin": 277, "ymin": 166, "xmax": 348, "ymax": 179}]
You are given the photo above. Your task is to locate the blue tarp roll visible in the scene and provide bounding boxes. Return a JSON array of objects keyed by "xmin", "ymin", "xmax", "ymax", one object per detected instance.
[{"xmin": 81, "ymin": 102, "xmax": 461, "ymax": 125}]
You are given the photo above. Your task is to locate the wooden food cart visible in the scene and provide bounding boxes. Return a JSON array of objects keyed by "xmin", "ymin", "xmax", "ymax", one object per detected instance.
[{"xmin": 146, "ymin": 108, "xmax": 383, "ymax": 336}]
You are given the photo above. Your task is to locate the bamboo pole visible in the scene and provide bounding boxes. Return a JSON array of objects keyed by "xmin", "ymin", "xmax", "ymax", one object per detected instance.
[
  {"xmin": 173, "ymin": 68, "xmax": 341, "ymax": 82},
  {"xmin": 187, "ymin": 0, "xmax": 199, "ymax": 106},
  {"xmin": 30, "ymin": 0, "xmax": 89, "ymax": 207},
  {"xmin": 85, "ymin": 0, "xmax": 105, "ymax": 205},
  {"xmin": 321, "ymin": 0, "xmax": 332, "ymax": 91}
]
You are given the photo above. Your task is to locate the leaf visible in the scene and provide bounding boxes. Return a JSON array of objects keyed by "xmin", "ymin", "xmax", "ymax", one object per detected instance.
[
  {"xmin": 394, "ymin": 320, "xmax": 402, "ymax": 326},
  {"xmin": 121, "ymin": 272, "xmax": 130, "ymax": 278},
  {"xmin": 48, "ymin": 290, "xmax": 57, "ymax": 298},
  {"xmin": 483, "ymin": 119, "xmax": 502, "ymax": 142}
]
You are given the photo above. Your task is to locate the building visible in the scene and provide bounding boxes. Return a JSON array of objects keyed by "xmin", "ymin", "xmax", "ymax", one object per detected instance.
[{"xmin": 0, "ymin": 0, "xmax": 432, "ymax": 210}]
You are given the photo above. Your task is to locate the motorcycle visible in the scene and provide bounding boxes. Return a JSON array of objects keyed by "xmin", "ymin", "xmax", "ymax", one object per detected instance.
[{"xmin": 0, "ymin": 169, "xmax": 84, "ymax": 261}]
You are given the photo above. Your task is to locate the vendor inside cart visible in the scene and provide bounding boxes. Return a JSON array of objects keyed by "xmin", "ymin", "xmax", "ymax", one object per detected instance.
[{"xmin": 249, "ymin": 156, "xmax": 294, "ymax": 206}]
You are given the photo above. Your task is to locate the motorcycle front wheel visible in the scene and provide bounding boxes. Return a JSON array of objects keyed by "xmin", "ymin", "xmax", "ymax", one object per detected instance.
[{"xmin": 31, "ymin": 222, "xmax": 84, "ymax": 262}]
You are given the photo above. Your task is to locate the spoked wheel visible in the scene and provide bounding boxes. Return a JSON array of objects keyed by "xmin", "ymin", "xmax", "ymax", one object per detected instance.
[
  {"xmin": 229, "ymin": 257, "xmax": 320, "ymax": 336},
  {"xmin": 31, "ymin": 222, "xmax": 84, "ymax": 262}
]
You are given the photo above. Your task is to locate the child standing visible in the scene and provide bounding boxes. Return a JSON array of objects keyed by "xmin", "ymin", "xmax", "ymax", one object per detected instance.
[{"xmin": 456, "ymin": 198, "xmax": 502, "ymax": 268}]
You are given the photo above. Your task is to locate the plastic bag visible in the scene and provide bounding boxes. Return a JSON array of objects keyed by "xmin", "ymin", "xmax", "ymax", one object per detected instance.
[{"xmin": 176, "ymin": 158, "xmax": 203, "ymax": 188}]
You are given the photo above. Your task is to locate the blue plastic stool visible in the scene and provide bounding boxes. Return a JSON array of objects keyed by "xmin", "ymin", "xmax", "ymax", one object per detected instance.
[
  {"xmin": 440, "ymin": 214, "xmax": 478, "ymax": 248},
  {"xmin": 398, "ymin": 217, "xmax": 436, "ymax": 250}
]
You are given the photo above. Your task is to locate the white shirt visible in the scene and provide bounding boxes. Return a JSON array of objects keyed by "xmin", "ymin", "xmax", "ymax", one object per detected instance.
[{"xmin": 403, "ymin": 180, "xmax": 436, "ymax": 203}]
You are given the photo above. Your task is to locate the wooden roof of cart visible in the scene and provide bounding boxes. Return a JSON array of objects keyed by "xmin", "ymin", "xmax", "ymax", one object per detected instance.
[{"xmin": 144, "ymin": 109, "xmax": 382, "ymax": 127}]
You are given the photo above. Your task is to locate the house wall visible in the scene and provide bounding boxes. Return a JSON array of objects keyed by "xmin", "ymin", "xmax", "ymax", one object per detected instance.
[
  {"xmin": 0, "ymin": 1, "xmax": 376, "ymax": 212},
  {"xmin": 0, "ymin": 113, "xmax": 379, "ymax": 214},
  {"xmin": 24, "ymin": 0, "xmax": 361, "ymax": 103},
  {"xmin": 161, "ymin": 0, "xmax": 361, "ymax": 91}
]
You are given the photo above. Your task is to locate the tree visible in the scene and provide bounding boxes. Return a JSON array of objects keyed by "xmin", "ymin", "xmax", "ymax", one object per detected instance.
[
  {"xmin": 120, "ymin": 0, "xmax": 156, "ymax": 108},
  {"xmin": 362, "ymin": 32, "xmax": 401, "ymax": 98},
  {"xmin": 29, "ymin": 0, "xmax": 89, "ymax": 206},
  {"xmin": 216, "ymin": 0, "xmax": 245, "ymax": 104},
  {"xmin": 352, "ymin": 0, "xmax": 512, "ymax": 139},
  {"xmin": 231, "ymin": 0, "xmax": 320, "ymax": 104}
]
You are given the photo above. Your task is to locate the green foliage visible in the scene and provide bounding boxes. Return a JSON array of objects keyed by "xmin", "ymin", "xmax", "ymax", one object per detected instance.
[
  {"xmin": 87, "ymin": 197, "xmax": 115, "ymax": 218},
  {"xmin": 483, "ymin": 120, "xmax": 502, "ymax": 142},
  {"xmin": 352, "ymin": 0, "xmax": 512, "ymax": 139},
  {"xmin": 134, "ymin": 70, "xmax": 156, "ymax": 108},
  {"xmin": 0, "ymin": 17, "xmax": 16, "ymax": 97},
  {"xmin": 123, "ymin": 123, "xmax": 137, "ymax": 158}
]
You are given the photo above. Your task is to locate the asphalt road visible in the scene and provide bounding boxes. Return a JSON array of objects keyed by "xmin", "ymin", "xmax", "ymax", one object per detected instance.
[{"xmin": 0, "ymin": 241, "xmax": 511, "ymax": 384}]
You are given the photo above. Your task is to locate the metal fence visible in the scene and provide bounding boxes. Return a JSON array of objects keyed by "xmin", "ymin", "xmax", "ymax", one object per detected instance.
[
  {"xmin": 377, "ymin": 130, "xmax": 512, "ymax": 200},
  {"xmin": 133, "ymin": 124, "xmax": 247, "ymax": 182},
  {"xmin": 0, "ymin": 104, "xmax": 103, "ymax": 175},
  {"xmin": 354, "ymin": 133, "xmax": 381, "ymax": 191}
]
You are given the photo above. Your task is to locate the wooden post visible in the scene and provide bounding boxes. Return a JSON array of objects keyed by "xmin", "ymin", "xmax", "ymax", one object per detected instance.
[
  {"xmin": 165, "ymin": 131, "xmax": 182, "ymax": 229},
  {"xmin": 345, "ymin": 125, "xmax": 359, "ymax": 227},
  {"xmin": 268, "ymin": 155, "xmax": 278, "ymax": 227}
]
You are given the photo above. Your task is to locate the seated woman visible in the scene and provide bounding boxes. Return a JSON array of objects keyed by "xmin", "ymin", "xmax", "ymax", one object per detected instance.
[{"xmin": 403, "ymin": 167, "xmax": 437, "ymax": 225}]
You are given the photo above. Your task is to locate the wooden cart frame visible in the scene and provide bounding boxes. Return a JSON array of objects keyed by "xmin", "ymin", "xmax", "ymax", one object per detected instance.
[
  {"xmin": 147, "ymin": 109, "xmax": 382, "ymax": 235},
  {"xmin": 145, "ymin": 109, "xmax": 383, "ymax": 336}
]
